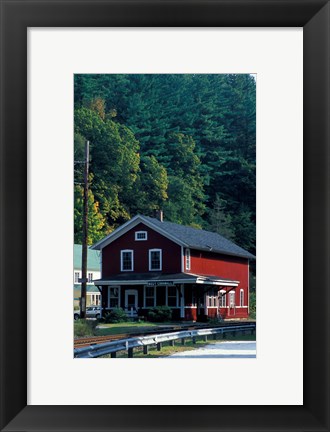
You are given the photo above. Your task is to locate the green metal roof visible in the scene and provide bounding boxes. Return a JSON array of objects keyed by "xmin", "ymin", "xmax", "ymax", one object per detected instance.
[
  {"xmin": 74, "ymin": 244, "xmax": 100, "ymax": 271},
  {"xmin": 74, "ymin": 283, "xmax": 100, "ymax": 293}
]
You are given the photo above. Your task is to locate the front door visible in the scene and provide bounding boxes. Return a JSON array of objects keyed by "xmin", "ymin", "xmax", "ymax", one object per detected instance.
[{"xmin": 125, "ymin": 289, "xmax": 138, "ymax": 316}]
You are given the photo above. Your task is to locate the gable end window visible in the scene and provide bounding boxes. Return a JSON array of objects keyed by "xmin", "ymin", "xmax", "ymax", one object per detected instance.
[
  {"xmin": 121, "ymin": 250, "xmax": 134, "ymax": 271},
  {"xmin": 185, "ymin": 248, "xmax": 191, "ymax": 270},
  {"xmin": 135, "ymin": 231, "xmax": 148, "ymax": 241},
  {"xmin": 149, "ymin": 249, "xmax": 162, "ymax": 271}
]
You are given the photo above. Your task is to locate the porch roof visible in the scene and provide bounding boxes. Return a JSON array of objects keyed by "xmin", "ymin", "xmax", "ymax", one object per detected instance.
[{"xmin": 93, "ymin": 272, "xmax": 239, "ymax": 287}]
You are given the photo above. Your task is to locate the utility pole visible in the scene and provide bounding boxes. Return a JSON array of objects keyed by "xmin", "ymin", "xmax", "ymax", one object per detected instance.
[{"xmin": 80, "ymin": 140, "xmax": 89, "ymax": 319}]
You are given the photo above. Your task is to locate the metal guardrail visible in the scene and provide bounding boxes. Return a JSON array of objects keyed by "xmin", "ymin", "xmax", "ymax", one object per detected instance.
[{"xmin": 74, "ymin": 323, "xmax": 256, "ymax": 358}]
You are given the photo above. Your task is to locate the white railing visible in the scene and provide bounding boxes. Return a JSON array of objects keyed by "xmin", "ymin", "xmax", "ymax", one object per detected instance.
[{"xmin": 74, "ymin": 323, "xmax": 256, "ymax": 358}]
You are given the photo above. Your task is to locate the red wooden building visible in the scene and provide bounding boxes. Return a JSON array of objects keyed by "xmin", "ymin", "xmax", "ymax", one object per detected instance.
[{"xmin": 92, "ymin": 214, "xmax": 255, "ymax": 321}]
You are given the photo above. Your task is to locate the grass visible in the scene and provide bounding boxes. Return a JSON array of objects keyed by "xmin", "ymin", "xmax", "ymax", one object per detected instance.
[
  {"xmin": 75, "ymin": 320, "xmax": 193, "ymax": 338},
  {"xmin": 101, "ymin": 333, "xmax": 256, "ymax": 358},
  {"xmin": 96, "ymin": 322, "xmax": 159, "ymax": 336},
  {"xmin": 74, "ymin": 319, "xmax": 98, "ymax": 338}
]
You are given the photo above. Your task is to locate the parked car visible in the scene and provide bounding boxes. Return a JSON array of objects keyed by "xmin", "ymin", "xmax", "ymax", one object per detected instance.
[
  {"xmin": 86, "ymin": 306, "xmax": 101, "ymax": 319},
  {"xmin": 74, "ymin": 306, "xmax": 101, "ymax": 320}
]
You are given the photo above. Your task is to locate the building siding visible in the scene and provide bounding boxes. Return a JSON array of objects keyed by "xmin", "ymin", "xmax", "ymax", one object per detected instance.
[
  {"xmin": 102, "ymin": 223, "xmax": 182, "ymax": 276},
  {"xmin": 185, "ymin": 249, "xmax": 250, "ymax": 319},
  {"xmin": 98, "ymin": 222, "xmax": 251, "ymax": 320}
]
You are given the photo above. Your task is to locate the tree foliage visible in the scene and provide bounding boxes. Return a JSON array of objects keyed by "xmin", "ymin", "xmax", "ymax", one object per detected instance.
[{"xmin": 74, "ymin": 74, "xmax": 256, "ymax": 254}]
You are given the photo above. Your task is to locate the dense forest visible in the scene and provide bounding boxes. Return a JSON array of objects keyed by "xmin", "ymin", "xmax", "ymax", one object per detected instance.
[{"xmin": 74, "ymin": 74, "xmax": 256, "ymax": 256}]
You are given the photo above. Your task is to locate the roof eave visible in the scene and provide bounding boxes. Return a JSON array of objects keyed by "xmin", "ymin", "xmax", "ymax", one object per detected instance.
[
  {"xmin": 189, "ymin": 245, "xmax": 255, "ymax": 260},
  {"xmin": 91, "ymin": 214, "xmax": 189, "ymax": 250}
]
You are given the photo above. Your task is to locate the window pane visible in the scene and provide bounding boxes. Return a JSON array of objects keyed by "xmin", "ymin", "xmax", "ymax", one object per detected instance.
[
  {"xmin": 185, "ymin": 249, "xmax": 190, "ymax": 270},
  {"xmin": 146, "ymin": 286, "xmax": 154, "ymax": 297},
  {"xmin": 136, "ymin": 231, "xmax": 147, "ymax": 240},
  {"xmin": 168, "ymin": 297, "xmax": 177, "ymax": 307},
  {"xmin": 110, "ymin": 298, "xmax": 119, "ymax": 308},
  {"xmin": 122, "ymin": 251, "xmax": 132, "ymax": 270},
  {"xmin": 220, "ymin": 292, "xmax": 226, "ymax": 307},
  {"xmin": 150, "ymin": 251, "xmax": 161, "ymax": 270},
  {"xmin": 146, "ymin": 297, "xmax": 154, "ymax": 307},
  {"xmin": 110, "ymin": 287, "xmax": 119, "ymax": 298}
]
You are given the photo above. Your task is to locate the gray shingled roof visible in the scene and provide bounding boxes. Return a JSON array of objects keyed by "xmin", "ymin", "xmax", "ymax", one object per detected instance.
[{"xmin": 143, "ymin": 216, "xmax": 255, "ymax": 260}]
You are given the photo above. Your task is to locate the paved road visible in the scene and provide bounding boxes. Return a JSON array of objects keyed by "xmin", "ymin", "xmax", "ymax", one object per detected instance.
[{"xmin": 168, "ymin": 341, "xmax": 256, "ymax": 358}]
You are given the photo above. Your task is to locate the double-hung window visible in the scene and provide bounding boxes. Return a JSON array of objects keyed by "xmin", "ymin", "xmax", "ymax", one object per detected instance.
[
  {"xmin": 88, "ymin": 272, "xmax": 93, "ymax": 282},
  {"xmin": 108, "ymin": 286, "xmax": 120, "ymax": 308},
  {"xmin": 208, "ymin": 287, "xmax": 217, "ymax": 307},
  {"xmin": 149, "ymin": 249, "xmax": 162, "ymax": 271},
  {"xmin": 240, "ymin": 289, "xmax": 244, "ymax": 306},
  {"xmin": 219, "ymin": 290, "xmax": 226, "ymax": 307},
  {"xmin": 74, "ymin": 272, "xmax": 80, "ymax": 283},
  {"xmin": 144, "ymin": 286, "xmax": 156, "ymax": 307},
  {"xmin": 185, "ymin": 248, "xmax": 191, "ymax": 270},
  {"xmin": 229, "ymin": 291, "xmax": 235, "ymax": 307},
  {"xmin": 167, "ymin": 286, "xmax": 178, "ymax": 307},
  {"xmin": 121, "ymin": 250, "xmax": 133, "ymax": 271}
]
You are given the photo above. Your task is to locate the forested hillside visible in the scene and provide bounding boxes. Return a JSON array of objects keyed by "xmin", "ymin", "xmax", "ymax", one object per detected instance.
[{"xmin": 74, "ymin": 74, "xmax": 256, "ymax": 254}]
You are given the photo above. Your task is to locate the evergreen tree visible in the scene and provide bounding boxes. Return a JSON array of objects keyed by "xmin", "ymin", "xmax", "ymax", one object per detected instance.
[{"xmin": 74, "ymin": 74, "xmax": 256, "ymax": 253}]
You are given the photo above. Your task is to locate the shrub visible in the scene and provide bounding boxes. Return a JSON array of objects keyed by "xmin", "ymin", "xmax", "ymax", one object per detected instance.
[
  {"xmin": 74, "ymin": 319, "xmax": 97, "ymax": 338},
  {"xmin": 104, "ymin": 307, "xmax": 127, "ymax": 323},
  {"xmin": 249, "ymin": 291, "xmax": 256, "ymax": 320},
  {"xmin": 147, "ymin": 306, "xmax": 172, "ymax": 322},
  {"xmin": 207, "ymin": 315, "xmax": 223, "ymax": 325}
]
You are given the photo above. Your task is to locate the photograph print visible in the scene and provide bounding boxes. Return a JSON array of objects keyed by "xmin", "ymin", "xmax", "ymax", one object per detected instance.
[{"xmin": 73, "ymin": 74, "xmax": 256, "ymax": 359}]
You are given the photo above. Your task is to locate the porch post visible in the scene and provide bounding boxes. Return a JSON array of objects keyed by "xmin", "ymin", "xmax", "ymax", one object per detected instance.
[
  {"xmin": 204, "ymin": 289, "xmax": 208, "ymax": 316},
  {"xmin": 96, "ymin": 285, "xmax": 103, "ymax": 318},
  {"xmin": 180, "ymin": 284, "xmax": 185, "ymax": 318}
]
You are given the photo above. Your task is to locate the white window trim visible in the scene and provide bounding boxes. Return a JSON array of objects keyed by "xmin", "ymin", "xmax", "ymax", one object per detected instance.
[
  {"xmin": 74, "ymin": 271, "xmax": 80, "ymax": 283},
  {"xmin": 166, "ymin": 285, "xmax": 179, "ymax": 308},
  {"xmin": 207, "ymin": 287, "xmax": 218, "ymax": 307},
  {"xmin": 148, "ymin": 249, "xmax": 162, "ymax": 271},
  {"xmin": 135, "ymin": 231, "xmax": 148, "ymax": 241},
  {"xmin": 229, "ymin": 291, "xmax": 236, "ymax": 307},
  {"xmin": 120, "ymin": 249, "xmax": 134, "ymax": 272},
  {"xmin": 219, "ymin": 290, "xmax": 226, "ymax": 308},
  {"xmin": 240, "ymin": 289, "xmax": 244, "ymax": 307},
  {"xmin": 107, "ymin": 286, "xmax": 121, "ymax": 309},
  {"xmin": 185, "ymin": 248, "xmax": 191, "ymax": 270},
  {"xmin": 143, "ymin": 285, "xmax": 156, "ymax": 308}
]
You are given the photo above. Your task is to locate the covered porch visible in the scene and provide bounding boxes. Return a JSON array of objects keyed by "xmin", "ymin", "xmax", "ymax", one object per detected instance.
[{"xmin": 94, "ymin": 273, "xmax": 239, "ymax": 321}]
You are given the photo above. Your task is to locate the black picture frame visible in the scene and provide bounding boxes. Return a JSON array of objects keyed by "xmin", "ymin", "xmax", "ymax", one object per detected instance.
[{"xmin": 1, "ymin": 1, "xmax": 329, "ymax": 431}]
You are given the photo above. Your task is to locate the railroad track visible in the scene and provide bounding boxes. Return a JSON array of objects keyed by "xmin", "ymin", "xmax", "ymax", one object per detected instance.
[{"xmin": 74, "ymin": 320, "xmax": 256, "ymax": 348}]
